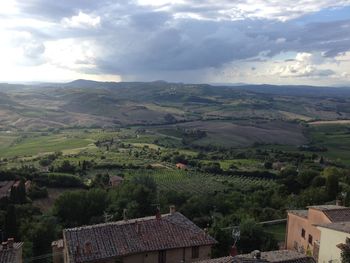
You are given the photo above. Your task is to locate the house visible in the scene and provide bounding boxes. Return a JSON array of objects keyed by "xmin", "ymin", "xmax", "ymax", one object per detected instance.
[
  {"xmin": 109, "ymin": 175, "xmax": 124, "ymax": 187},
  {"xmin": 0, "ymin": 181, "xmax": 16, "ymax": 199},
  {"xmin": 285, "ymin": 205, "xmax": 350, "ymax": 260},
  {"xmin": 0, "ymin": 238, "xmax": 23, "ymax": 263},
  {"xmin": 195, "ymin": 250, "xmax": 315, "ymax": 263},
  {"xmin": 316, "ymin": 222, "xmax": 350, "ymax": 263},
  {"xmin": 25, "ymin": 180, "xmax": 32, "ymax": 192},
  {"xmin": 52, "ymin": 206, "xmax": 217, "ymax": 263},
  {"xmin": 176, "ymin": 163, "xmax": 187, "ymax": 170}
]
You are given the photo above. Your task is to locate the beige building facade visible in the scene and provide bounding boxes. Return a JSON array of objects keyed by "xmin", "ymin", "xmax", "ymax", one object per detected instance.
[
  {"xmin": 317, "ymin": 223, "xmax": 350, "ymax": 263},
  {"xmin": 286, "ymin": 205, "xmax": 350, "ymax": 260}
]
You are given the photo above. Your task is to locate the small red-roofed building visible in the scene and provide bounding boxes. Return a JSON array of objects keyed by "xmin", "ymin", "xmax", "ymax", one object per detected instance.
[
  {"xmin": 109, "ymin": 175, "xmax": 124, "ymax": 187},
  {"xmin": 176, "ymin": 163, "xmax": 187, "ymax": 170}
]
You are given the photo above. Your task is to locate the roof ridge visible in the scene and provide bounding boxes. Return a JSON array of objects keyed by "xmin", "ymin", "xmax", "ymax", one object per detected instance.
[
  {"xmin": 64, "ymin": 213, "xmax": 172, "ymax": 232},
  {"xmin": 164, "ymin": 212, "xmax": 215, "ymax": 241}
]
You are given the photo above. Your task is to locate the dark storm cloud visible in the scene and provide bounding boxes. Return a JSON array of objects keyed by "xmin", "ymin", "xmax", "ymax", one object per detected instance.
[{"xmin": 9, "ymin": 0, "xmax": 350, "ymax": 78}]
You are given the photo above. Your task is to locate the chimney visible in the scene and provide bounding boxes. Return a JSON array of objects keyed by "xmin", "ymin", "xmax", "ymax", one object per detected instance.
[
  {"xmin": 169, "ymin": 205, "xmax": 176, "ymax": 215},
  {"xmin": 135, "ymin": 221, "xmax": 140, "ymax": 234},
  {"xmin": 84, "ymin": 241, "xmax": 93, "ymax": 255},
  {"xmin": 156, "ymin": 208, "xmax": 161, "ymax": 220},
  {"xmin": 2, "ymin": 242, "xmax": 8, "ymax": 250},
  {"xmin": 252, "ymin": 250, "xmax": 261, "ymax": 259},
  {"xmin": 123, "ymin": 209, "xmax": 128, "ymax": 221},
  {"xmin": 336, "ymin": 199, "xmax": 343, "ymax": 206},
  {"xmin": 230, "ymin": 245, "xmax": 238, "ymax": 256},
  {"xmin": 7, "ymin": 238, "xmax": 14, "ymax": 249}
]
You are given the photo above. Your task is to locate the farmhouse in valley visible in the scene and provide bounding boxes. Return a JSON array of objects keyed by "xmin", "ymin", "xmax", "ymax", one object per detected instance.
[
  {"xmin": 109, "ymin": 175, "xmax": 124, "ymax": 187},
  {"xmin": 286, "ymin": 204, "xmax": 350, "ymax": 260},
  {"xmin": 176, "ymin": 163, "xmax": 188, "ymax": 170},
  {"xmin": 52, "ymin": 206, "xmax": 217, "ymax": 263},
  {"xmin": 0, "ymin": 238, "xmax": 23, "ymax": 263}
]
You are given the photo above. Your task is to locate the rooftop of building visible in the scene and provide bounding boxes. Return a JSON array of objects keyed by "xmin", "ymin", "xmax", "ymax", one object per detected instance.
[
  {"xmin": 317, "ymin": 221, "xmax": 350, "ymax": 234},
  {"xmin": 0, "ymin": 241, "xmax": 23, "ymax": 263},
  {"xmin": 63, "ymin": 211, "xmax": 217, "ymax": 263},
  {"xmin": 307, "ymin": 205, "xmax": 347, "ymax": 211},
  {"xmin": 195, "ymin": 250, "xmax": 315, "ymax": 263},
  {"xmin": 288, "ymin": 205, "xmax": 350, "ymax": 222},
  {"xmin": 288, "ymin": 210, "xmax": 308, "ymax": 219},
  {"xmin": 234, "ymin": 250, "xmax": 315, "ymax": 263},
  {"xmin": 109, "ymin": 175, "xmax": 124, "ymax": 181}
]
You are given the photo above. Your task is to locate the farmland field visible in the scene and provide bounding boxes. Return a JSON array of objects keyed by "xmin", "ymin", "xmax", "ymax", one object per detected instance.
[{"xmin": 122, "ymin": 169, "xmax": 276, "ymax": 194}]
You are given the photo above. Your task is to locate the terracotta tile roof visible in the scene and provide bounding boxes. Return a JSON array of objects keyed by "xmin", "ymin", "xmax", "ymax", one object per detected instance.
[
  {"xmin": 323, "ymin": 208, "xmax": 350, "ymax": 222},
  {"xmin": 317, "ymin": 221, "xmax": 350, "ymax": 234},
  {"xmin": 109, "ymin": 176, "xmax": 124, "ymax": 182},
  {"xmin": 289, "ymin": 205, "xmax": 350, "ymax": 222},
  {"xmin": 64, "ymin": 212, "xmax": 217, "ymax": 263},
  {"xmin": 195, "ymin": 256, "xmax": 233, "ymax": 263},
  {"xmin": 233, "ymin": 250, "xmax": 316, "ymax": 263},
  {"xmin": 307, "ymin": 205, "xmax": 346, "ymax": 211},
  {"xmin": 288, "ymin": 210, "xmax": 308, "ymax": 219},
  {"xmin": 195, "ymin": 251, "xmax": 315, "ymax": 263},
  {"xmin": 0, "ymin": 243, "xmax": 23, "ymax": 263}
]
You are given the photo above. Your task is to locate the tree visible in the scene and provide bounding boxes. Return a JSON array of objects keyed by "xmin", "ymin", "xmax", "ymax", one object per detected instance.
[
  {"xmin": 326, "ymin": 174, "xmax": 339, "ymax": 200},
  {"xmin": 297, "ymin": 170, "xmax": 318, "ymax": 188},
  {"xmin": 5, "ymin": 204, "xmax": 17, "ymax": 238},
  {"xmin": 53, "ymin": 189, "xmax": 109, "ymax": 227},
  {"xmin": 341, "ymin": 238, "xmax": 350, "ymax": 263},
  {"xmin": 238, "ymin": 219, "xmax": 278, "ymax": 253}
]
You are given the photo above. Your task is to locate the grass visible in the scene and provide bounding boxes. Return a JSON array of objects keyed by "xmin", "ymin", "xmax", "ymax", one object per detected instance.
[
  {"xmin": 307, "ymin": 124, "xmax": 350, "ymax": 166},
  {"xmin": 0, "ymin": 134, "xmax": 92, "ymax": 158},
  {"xmin": 121, "ymin": 169, "xmax": 276, "ymax": 194},
  {"xmin": 263, "ymin": 223, "xmax": 286, "ymax": 242}
]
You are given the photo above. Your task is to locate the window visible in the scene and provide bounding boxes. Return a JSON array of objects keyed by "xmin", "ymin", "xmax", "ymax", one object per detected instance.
[
  {"xmin": 301, "ymin": 228, "xmax": 305, "ymax": 238},
  {"xmin": 192, "ymin": 246, "xmax": 199, "ymax": 259},
  {"xmin": 158, "ymin": 250, "xmax": 166, "ymax": 263},
  {"xmin": 308, "ymin": 234, "xmax": 313, "ymax": 244}
]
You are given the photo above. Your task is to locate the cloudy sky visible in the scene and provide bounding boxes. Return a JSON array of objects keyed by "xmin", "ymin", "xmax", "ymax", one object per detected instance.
[{"xmin": 1, "ymin": 0, "xmax": 350, "ymax": 85}]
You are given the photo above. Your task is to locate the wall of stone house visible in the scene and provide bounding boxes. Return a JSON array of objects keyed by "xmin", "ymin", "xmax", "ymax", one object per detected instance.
[
  {"xmin": 120, "ymin": 245, "xmax": 212, "ymax": 263},
  {"xmin": 52, "ymin": 244, "xmax": 64, "ymax": 263},
  {"xmin": 15, "ymin": 246, "xmax": 23, "ymax": 263},
  {"xmin": 62, "ymin": 245, "xmax": 212, "ymax": 263},
  {"xmin": 286, "ymin": 211, "xmax": 330, "ymax": 257}
]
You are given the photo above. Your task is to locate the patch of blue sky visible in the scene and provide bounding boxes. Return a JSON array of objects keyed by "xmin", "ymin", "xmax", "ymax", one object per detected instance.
[{"xmin": 295, "ymin": 6, "xmax": 350, "ymax": 25}]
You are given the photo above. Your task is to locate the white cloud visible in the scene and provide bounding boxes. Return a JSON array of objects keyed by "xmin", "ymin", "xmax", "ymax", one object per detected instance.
[
  {"xmin": 271, "ymin": 52, "xmax": 336, "ymax": 77},
  {"xmin": 61, "ymin": 11, "xmax": 101, "ymax": 29},
  {"xmin": 138, "ymin": 0, "xmax": 350, "ymax": 21}
]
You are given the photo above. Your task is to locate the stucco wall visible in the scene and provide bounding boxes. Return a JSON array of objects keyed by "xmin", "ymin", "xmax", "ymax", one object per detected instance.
[
  {"xmin": 123, "ymin": 246, "xmax": 212, "ymax": 263},
  {"xmin": 318, "ymin": 227, "xmax": 350, "ymax": 263},
  {"xmin": 64, "ymin": 246, "xmax": 212, "ymax": 263},
  {"xmin": 286, "ymin": 209, "xmax": 331, "ymax": 257}
]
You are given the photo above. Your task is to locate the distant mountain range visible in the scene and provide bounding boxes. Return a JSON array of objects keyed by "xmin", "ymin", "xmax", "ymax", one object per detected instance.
[{"xmin": 0, "ymin": 80, "xmax": 350, "ymax": 131}]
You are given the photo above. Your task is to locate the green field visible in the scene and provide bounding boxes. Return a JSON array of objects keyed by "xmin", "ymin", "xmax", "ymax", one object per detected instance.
[
  {"xmin": 264, "ymin": 223, "xmax": 286, "ymax": 242},
  {"xmin": 307, "ymin": 124, "xmax": 350, "ymax": 165},
  {"xmin": 0, "ymin": 133, "xmax": 93, "ymax": 158},
  {"xmin": 121, "ymin": 169, "xmax": 276, "ymax": 194}
]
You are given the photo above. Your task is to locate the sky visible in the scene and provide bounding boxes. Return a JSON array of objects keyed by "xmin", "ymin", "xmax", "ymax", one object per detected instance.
[{"xmin": 1, "ymin": 0, "xmax": 350, "ymax": 85}]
